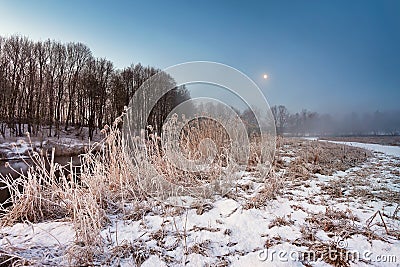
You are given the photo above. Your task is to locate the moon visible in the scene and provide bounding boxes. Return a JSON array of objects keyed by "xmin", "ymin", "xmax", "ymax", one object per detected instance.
[{"xmin": 263, "ymin": 74, "xmax": 268, "ymax": 79}]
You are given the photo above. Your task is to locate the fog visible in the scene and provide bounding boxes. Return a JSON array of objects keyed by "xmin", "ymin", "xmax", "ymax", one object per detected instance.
[
  {"xmin": 269, "ymin": 106, "xmax": 400, "ymax": 136},
  {"xmin": 188, "ymin": 85, "xmax": 400, "ymax": 136}
]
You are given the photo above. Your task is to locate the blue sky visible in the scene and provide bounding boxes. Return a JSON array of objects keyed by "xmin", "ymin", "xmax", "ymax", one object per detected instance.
[{"xmin": 1, "ymin": 0, "xmax": 399, "ymax": 114}]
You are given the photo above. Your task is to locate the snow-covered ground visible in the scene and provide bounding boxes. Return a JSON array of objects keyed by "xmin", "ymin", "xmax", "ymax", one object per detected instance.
[
  {"xmin": 0, "ymin": 128, "xmax": 103, "ymax": 159},
  {"xmin": 0, "ymin": 139, "xmax": 34, "ymax": 160},
  {"xmin": 325, "ymin": 140, "xmax": 400, "ymax": 158},
  {"xmin": 1, "ymin": 140, "xmax": 399, "ymax": 266}
]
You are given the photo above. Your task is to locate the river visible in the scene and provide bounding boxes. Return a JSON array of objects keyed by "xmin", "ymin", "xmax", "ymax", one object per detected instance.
[{"xmin": 0, "ymin": 156, "xmax": 81, "ymax": 206}]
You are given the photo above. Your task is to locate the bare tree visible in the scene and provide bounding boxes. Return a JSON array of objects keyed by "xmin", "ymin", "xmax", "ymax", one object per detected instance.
[{"xmin": 277, "ymin": 105, "xmax": 289, "ymax": 135}]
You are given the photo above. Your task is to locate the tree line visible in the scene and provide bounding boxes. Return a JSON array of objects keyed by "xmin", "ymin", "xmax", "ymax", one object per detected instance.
[
  {"xmin": 0, "ymin": 35, "xmax": 189, "ymax": 140},
  {"xmin": 269, "ymin": 105, "xmax": 400, "ymax": 136}
]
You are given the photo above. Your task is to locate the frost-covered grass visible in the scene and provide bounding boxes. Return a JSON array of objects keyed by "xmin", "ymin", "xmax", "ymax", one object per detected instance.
[{"xmin": 0, "ymin": 126, "xmax": 399, "ymax": 266}]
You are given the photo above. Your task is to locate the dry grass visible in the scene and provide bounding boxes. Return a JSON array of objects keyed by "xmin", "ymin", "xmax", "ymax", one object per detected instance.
[
  {"xmin": 309, "ymin": 241, "xmax": 353, "ymax": 267},
  {"xmin": 305, "ymin": 207, "xmax": 360, "ymax": 236},
  {"xmin": 243, "ymin": 170, "xmax": 282, "ymax": 209},
  {"xmin": 187, "ymin": 239, "xmax": 211, "ymax": 256},
  {"xmin": 0, "ymin": 250, "xmax": 29, "ymax": 266},
  {"xmin": 0, "ymin": 150, "xmax": 74, "ymax": 223},
  {"xmin": 268, "ymin": 215, "xmax": 294, "ymax": 228},
  {"xmin": 320, "ymin": 179, "xmax": 347, "ymax": 198},
  {"xmin": 123, "ymin": 114, "xmax": 276, "ymax": 204},
  {"xmin": 0, "ymin": 113, "xmax": 278, "ymax": 265},
  {"xmin": 107, "ymin": 240, "xmax": 150, "ymax": 266},
  {"xmin": 300, "ymin": 224, "xmax": 317, "ymax": 242},
  {"xmin": 0, "ymin": 115, "xmax": 145, "ymax": 265},
  {"xmin": 1, "ymin": 116, "xmax": 383, "ymax": 266},
  {"xmin": 276, "ymin": 138, "xmax": 371, "ymax": 180}
]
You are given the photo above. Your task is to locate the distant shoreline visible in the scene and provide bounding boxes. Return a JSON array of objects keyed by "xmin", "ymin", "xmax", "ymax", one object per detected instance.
[{"xmin": 319, "ymin": 135, "xmax": 400, "ymax": 147}]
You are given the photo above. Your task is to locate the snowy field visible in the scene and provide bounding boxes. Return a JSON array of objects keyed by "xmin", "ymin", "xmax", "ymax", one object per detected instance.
[{"xmin": 1, "ymin": 139, "xmax": 399, "ymax": 266}]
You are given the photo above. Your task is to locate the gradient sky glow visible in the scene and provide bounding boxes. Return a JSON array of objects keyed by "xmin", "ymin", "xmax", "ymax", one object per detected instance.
[{"xmin": 1, "ymin": 0, "xmax": 399, "ymax": 114}]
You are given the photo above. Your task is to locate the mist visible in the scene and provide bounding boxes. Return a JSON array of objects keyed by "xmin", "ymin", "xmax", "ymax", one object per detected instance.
[{"xmin": 268, "ymin": 105, "xmax": 400, "ymax": 136}]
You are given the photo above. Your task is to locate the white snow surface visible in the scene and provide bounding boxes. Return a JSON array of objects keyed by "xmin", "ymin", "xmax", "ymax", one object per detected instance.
[
  {"xmin": 325, "ymin": 140, "xmax": 400, "ymax": 157},
  {"xmin": 1, "ymin": 140, "xmax": 399, "ymax": 266},
  {"xmin": 0, "ymin": 126, "xmax": 103, "ymax": 159}
]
